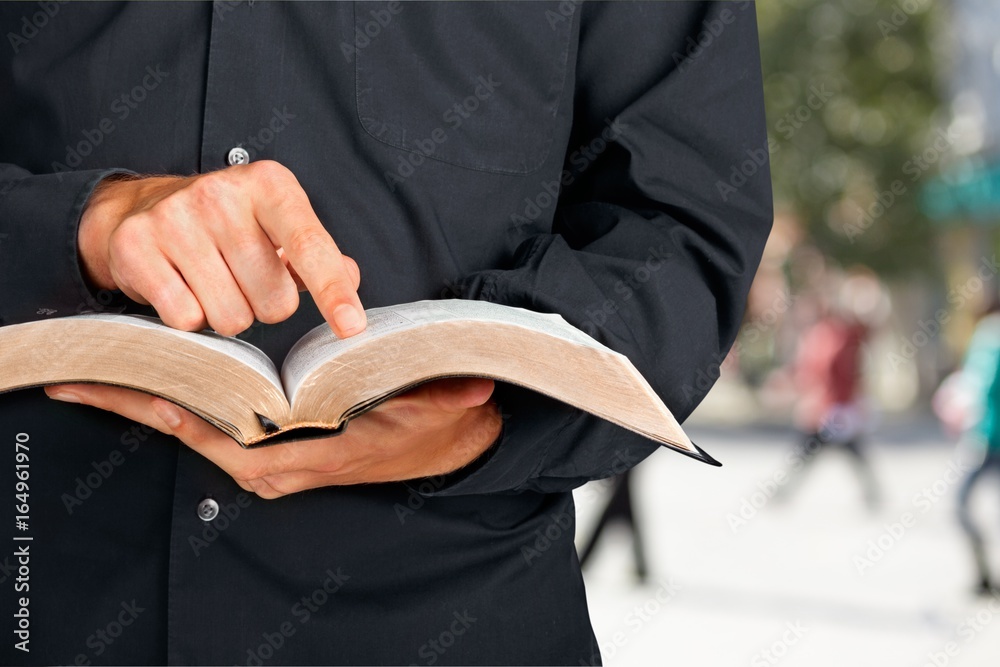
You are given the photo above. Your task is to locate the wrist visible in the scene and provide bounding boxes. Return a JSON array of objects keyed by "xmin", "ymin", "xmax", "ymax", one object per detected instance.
[{"xmin": 78, "ymin": 173, "xmax": 142, "ymax": 290}]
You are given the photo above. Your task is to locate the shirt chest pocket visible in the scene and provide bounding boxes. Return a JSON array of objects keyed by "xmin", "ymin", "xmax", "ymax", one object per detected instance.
[{"xmin": 354, "ymin": 1, "xmax": 574, "ymax": 175}]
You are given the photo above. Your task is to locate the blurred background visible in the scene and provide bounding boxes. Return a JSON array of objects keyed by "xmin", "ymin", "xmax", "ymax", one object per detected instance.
[{"xmin": 576, "ymin": 1, "xmax": 1000, "ymax": 664}]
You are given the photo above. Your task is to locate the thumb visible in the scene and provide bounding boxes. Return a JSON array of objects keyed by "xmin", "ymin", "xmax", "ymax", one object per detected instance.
[{"xmin": 425, "ymin": 377, "xmax": 496, "ymax": 413}]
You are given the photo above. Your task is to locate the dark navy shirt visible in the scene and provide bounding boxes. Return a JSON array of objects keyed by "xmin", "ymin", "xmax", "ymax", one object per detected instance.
[{"xmin": 0, "ymin": 2, "xmax": 771, "ymax": 664}]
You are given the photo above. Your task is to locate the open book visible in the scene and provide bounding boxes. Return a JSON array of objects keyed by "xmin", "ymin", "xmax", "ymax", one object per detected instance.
[{"xmin": 0, "ymin": 299, "xmax": 716, "ymax": 465}]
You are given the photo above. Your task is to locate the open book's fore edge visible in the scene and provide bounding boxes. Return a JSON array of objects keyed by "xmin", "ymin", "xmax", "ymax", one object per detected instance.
[
  {"xmin": 286, "ymin": 317, "xmax": 712, "ymax": 461},
  {"xmin": 290, "ymin": 371, "xmax": 719, "ymax": 465}
]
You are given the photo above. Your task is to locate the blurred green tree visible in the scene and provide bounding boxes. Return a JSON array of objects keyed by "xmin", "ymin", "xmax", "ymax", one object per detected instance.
[{"xmin": 757, "ymin": 0, "xmax": 944, "ymax": 277}]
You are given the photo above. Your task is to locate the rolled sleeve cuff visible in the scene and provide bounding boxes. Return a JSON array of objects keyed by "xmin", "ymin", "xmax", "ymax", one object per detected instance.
[{"xmin": 0, "ymin": 168, "xmax": 135, "ymax": 325}]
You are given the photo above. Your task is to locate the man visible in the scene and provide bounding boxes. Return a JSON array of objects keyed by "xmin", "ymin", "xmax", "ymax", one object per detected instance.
[{"xmin": 0, "ymin": 2, "xmax": 771, "ymax": 664}]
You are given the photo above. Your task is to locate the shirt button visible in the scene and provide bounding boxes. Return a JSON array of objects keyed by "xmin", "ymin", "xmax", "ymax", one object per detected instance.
[
  {"xmin": 227, "ymin": 146, "xmax": 250, "ymax": 166},
  {"xmin": 197, "ymin": 497, "xmax": 220, "ymax": 522}
]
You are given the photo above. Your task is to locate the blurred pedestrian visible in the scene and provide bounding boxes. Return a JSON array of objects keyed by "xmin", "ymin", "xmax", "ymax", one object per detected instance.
[
  {"xmin": 578, "ymin": 470, "xmax": 649, "ymax": 582},
  {"xmin": 779, "ymin": 269, "xmax": 884, "ymax": 510},
  {"xmin": 936, "ymin": 297, "xmax": 1000, "ymax": 595}
]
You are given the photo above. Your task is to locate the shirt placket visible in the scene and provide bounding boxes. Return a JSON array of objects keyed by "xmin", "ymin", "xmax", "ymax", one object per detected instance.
[{"xmin": 166, "ymin": 1, "xmax": 266, "ymax": 662}]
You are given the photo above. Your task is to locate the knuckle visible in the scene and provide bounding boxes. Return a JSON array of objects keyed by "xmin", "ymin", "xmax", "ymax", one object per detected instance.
[
  {"xmin": 144, "ymin": 280, "xmax": 180, "ymax": 311},
  {"xmin": 256, "ymin": 287, "xmax": 299, "ymax": 324},
  {"xmin": 178, "ymin": 184, "xmax": 242, "ymax": 234},
  {"xmin": 162, "ymin": 306, "xmax": 206, "ymax": 332},
  {"xmin": 248, "ymin": 478, "xmax": 283, "ymax": 500},
  {"xmin": 108, "ymin": 235, "xmax": 140, "ymax": 272},
  {"xmin": 152, "ymin": 191, "xmax": 192, "ymax": 223},
  {"xmin": 229, "ymin": 231, "xmax": 263, "ymax": 256},
  {"xmin": 259, "ymin": 475, "xmax": 294, "ymax": 497},
  {"xmin": 210, "ymin": 309, "xmax": 255, "ymax": 337},
  {"xmin": 186, "ymin": 172, "xmax": 228, "ymax": 204},
  {"xmin": 250, "ymin": 159, "xmax": 294, "ymax": 187},
  {"xmin": 149, "ymin": 287, "xmax": 204, "ymax": 331},
  {"xmin": 286, "ymin": 225, "xmax": 332, "ymax": 258},
  {"xmin": 231, "ymin": 465, "xmax": 260, "ymax": 486},
  {"xmin": 110, "ymin": 216, "xmax": 152, "ymax": 257},
  {"xmin": 342, "ymin": 256, "xmax": 361, "ymax": 288},
  {"xmin": 313, "ymin": 274, "xmax": 354, "ymax": 306},
  {"xmin": 235, "ymin": 459, "xmax": 274, "ymax": 485}
]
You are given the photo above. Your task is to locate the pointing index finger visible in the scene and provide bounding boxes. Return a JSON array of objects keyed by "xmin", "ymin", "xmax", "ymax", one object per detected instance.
[{"xmin": 250, "ymin": 163, "xmax": 366, "ymax": 338}]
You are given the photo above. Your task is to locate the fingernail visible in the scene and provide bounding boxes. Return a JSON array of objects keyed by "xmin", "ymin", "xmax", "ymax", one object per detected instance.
[
  {"xmin": 333, "ymin": 304, "xmax": 366, "ymax": 336},
  {"xmin": 47, "ymin": 389, "xmax": 81, "ymax": 403},
  {"xmin": 152, "ymin": 400, "xmax": 183, "ymax": 430}
]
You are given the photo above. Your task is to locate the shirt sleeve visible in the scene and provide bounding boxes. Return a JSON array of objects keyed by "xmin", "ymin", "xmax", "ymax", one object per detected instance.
[
  {"xmin": 0, "ymin": 164, "xmax": 133, "ymax": 326},
  {"xmin": 430, "ymin": 1, "xmax": 773, "ymax": 496}
]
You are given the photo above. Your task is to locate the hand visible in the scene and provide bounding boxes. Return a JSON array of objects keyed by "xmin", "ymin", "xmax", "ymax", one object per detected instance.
[
  {"xmin": 79, "ymin": 161, "xmax": 365, "ymax": 338},
  {"xmin": 44, "ymin": 378, "xmax": 502, "ymax": 497}
]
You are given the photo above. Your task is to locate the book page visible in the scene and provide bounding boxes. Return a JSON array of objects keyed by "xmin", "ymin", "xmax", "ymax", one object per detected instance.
[
  {"xmin": 429, "ymin": 299, "xmax": 605, "ymax": 349},
  {"xmin": 282, "ymin": 300, "xmax": 609, "ymax": 403},
  {"xmin": 284, "ymin": 300, "xmax": 700, "ymax": 461},
  {"xmin": 73, "ymin": 313, "xmax": 283, "ymax": 393},
  {"xmin": 281, "ymin": 308, "xmax": 416, "ymax": 404}
]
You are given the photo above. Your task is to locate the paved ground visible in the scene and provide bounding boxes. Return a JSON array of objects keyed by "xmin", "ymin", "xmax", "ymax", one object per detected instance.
[{"xmin": 575, "ymin": 418, "xmax": 1000, "ymax": 667}]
